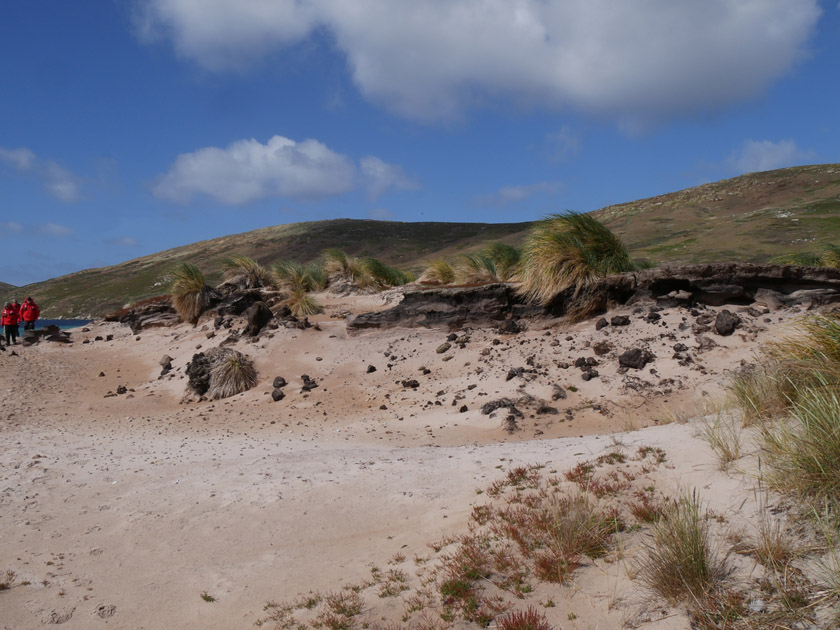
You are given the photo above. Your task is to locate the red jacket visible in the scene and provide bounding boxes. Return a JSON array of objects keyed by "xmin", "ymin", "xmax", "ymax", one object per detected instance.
[
  {"xmin": 1, "ymin": 307, "xmax": 19, "ymax": 326},
  {"xmin": 20, "ymin": 300, "xmax": 39, "ymax": 322}
]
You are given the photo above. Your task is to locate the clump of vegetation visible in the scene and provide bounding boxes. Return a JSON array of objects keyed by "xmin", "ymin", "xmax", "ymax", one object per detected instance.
[
  {"xmin": 283, "ymin": 288, "xmax": 323, "ymax": 318},
  {"xmin": 206, "ymin": 347, "xmax": 258, "ymax": 400},
  {"xmin": 773, "ymin": 244, "xmax": 840, "ymax": 268},
  {"xmin": 170, "ymin": 262, "xmax": 213, "ymax": 325},
  {"xmin": 519, "ymin": 212, "xmax": 633, "ymax": 319},
  {"xmin": 322, "ymin": 248, "xmax": 413, "ymax": 290},
  {"xmin": 638, "ymin": 490, "xmax": 729, "ymax": 604},
  {"xmin": 200, "ymin": 591, "xmax": 216, "ymax": 602},
  {"xmin": 455, "ymin": 242, "xmax": 522, "ymax": 284},
  {"xmin": 419, "ymin": 259, "xmax": 455, "ymax": 285},
  {"xmin": 0, "ymin": 569, "xmax": 17, "ymax": 590},
  {"xmin": 221, "ymin": 255, "xmax": 272, "ymax": 289},
  {"xmin": 700, "ymin": 412, "xmax": 743, "ymax": 469}
]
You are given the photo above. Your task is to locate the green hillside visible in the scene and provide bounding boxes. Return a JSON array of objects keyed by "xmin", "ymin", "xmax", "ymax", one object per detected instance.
[{"xmin": 19, "ymin": 163, "xmax": 840, "ymax": 318}]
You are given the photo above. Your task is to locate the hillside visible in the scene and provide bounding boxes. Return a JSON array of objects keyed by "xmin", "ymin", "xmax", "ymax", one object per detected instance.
[
  {"xmin": 22, "ymin": 220, "xmax": 533, "ymax": 317},
  {"xmin": 21, "ymin": 163, "xmax": 840, "ymax": 318},
  {"xmin": 0, "ymin": 281, "xmax": 18, "ymax": 296},
  {"xmin": 596, "ymin": 163, "xmax": 840, "ymax": 263}
]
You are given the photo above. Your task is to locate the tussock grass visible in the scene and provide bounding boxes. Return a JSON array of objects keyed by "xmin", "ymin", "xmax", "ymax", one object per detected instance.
[
  {"xmin": 206, "ymin": 348, "xmax": 258, "ymax": 400},
  {"xmin": 418, "ymin": 259, "xmax": 455, "ymax": 285},
  {"xmin": 170, "ymin": 262, "xmax": 212, "ymax": 325},
  {"xmin": 773, "ymin": 243, "xmax": 840, "ymax": 268},
  {"xmin": 221, "ymin": 255, "xmax": 272, "ymax": 288},
  {"xmin": 272, "ymin": 260, "xmax": 316, "ymax": 293},
  {"xmin": 638, "ymin": 490, "xmax": 729, "ymax": 604},
  {"xmin": 455, "ymin": 242, "xmax": 521, "ymax": 284},
  {"xmin": 497, "ymin": 606, "xmax": 555, "ymax": 630},
  {"xmin": 323, "ymin": 248, "xmax": 368, "ymax": 284},
  {"xmin": 700, "ymin": 413, "xmax": 743, "ymax": 469},
  {"xmin": 360, "ymin": 257, "xmax": 414, "ymax": 287},
  {"xmin": 759, "ymin": 385, "xmax": 840, "ymax": 512},
  {"xmin": 519, "ymin": 212, "xmax": 633, "ymax": 311},
  {"xmin": 283, "ymin": 288, "xmax": 323, "ymax": 318}
]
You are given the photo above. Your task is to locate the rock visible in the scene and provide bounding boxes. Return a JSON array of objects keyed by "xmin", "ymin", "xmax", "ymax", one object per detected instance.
[
  {"xmin": 104, "ymin": 298, "xmax": 180, "ymax": 332},
  {"xmin": 401, "ymin": 379, "xmax": 420, "ymax": 389},
  {"xmin": 271, "ymin": 389, "xmax": 285, "ymax": 402},
  {"xmin": 551, "ymin": 386, "xmax": 567, "ymax": 400},
  {"xmin": 592, "ymin": 341, "xmax": 612, "ymax": 356},
  {"xmin": 459, "ymin": 405, "xmax": 468, "ymax": 413},
  {"xmin": 481, "ymin": 398, "xmax": 516, "ymax": 415},
  {"xmin": 159, "ymin": 355, "xmax": 173, "ymax": 367},
  {"xmin": 611, "ymin": 315, "xmax": 631, "ymax": 326},
  {"xmin": 346, "ymin": 284, "xmax": 533, "ymax": 333},
  {"xmin": 646, "ymin": 311, "xmax": 661, "ymax": 322},
  {"xmin": 446, "ymin": 333, "xmax": 458, "ymax": 342},
  {"xmin": 497, "ymin": 318, "xmax": 524, "ymax": 334},
  {"xmin": 503, "ymin": 415, "xmax": 519, "ymax": 433},
  {"xmin": 506, "ymin": 367, "xmax": 525, "ymax": 381},
  {"xmin": 186, "ymin": 353, "xmax": 214, "ymax": 396},
  {"xmin": 581, "ymin": 369, "xmax": 599, "ymax": 381},
  {"xmin": 21, "ymin": 326, "xmax": 72, "ymax": 346},
  {"xmin": 244, "ymin": 301, "xmax": 272, "ymax": 336},
  {"xmin": 536, "ymin": 403, "xmax": 559, "ymax": 415},
  {"xmin": 273, "ymin": 377, "xmax": 287, "ymax": 389},
  {"xmin": 301, "ymin": 375, "xmax": 318, "ymax": 392},
  {"xmin": 673, "ymin": 343, "xmax": 688, "ymax": 352},
  {"xmin": 436, "ymin": 342, "xmax": 452, "ymax": 354},
  {"xmin": 595, "ymin": 317, "xmax": 608, "ymax": 330},
  {"xmin": 116, "ymin": 385, "xmax": 127, "ymax": 395},
  {"xmin": 714, "ymin": 309, "xmax": 741, "ymax": 336},
  {"xmin": 98, "ymin": 372, "xmax": 105, "ymax": 377},
  {"xmin": 366, "ymin": 365, "xmax": 377, "ymax": 373},
  {"xmin": 619, "ymin": 348, "xmax": 655, "ymax": 370}
]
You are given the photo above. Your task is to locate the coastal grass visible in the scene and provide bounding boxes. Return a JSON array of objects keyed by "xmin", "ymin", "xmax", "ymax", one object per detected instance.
[
  {"xmin": 283, "ymin": 288, "xmax": 323, "ymax": 318},
  {"xmin": 773, "ymin": 243, "xmax": 840, "ymax": 268},
  {"xmin": 170, "ymin": 262, "xmax": 212, "ymax": 325},
  {"xmin": 700, "ymin": 412, "xmax": 743, "ymax": 469},
  {"xmin": 272, "ymin": 260, "xmax": 316, "ymax": 293},
  {"xmin": 455, "ymin": 242, "xmax": 522, "ymax": 284},
  {"xmin": 221, "ymin": 255, "xmax": 272, "ymax": 288},
  {"xmin": 519, "ymin": 212, "xmax": 633, "ymax": 310},
  {"xmin": 419, "ymin": 259, "xmax": 455, "ymax": 285},
  {"xmin": 207, "ymin": 348, "xmax": 258, "ymax": 400},
  {"xmin": 360, "ymin": 257, "xmax": 415, "ymax": 287},
  {"xmin": 638, "ymin": 490, "xmax": 729, "ymax": 604}
]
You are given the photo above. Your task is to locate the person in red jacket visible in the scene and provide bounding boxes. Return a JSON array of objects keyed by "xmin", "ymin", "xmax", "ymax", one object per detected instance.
[
  {"xmin": 20, "ymin": 296, "xmax": 40, "ymax": 331},
  {"xmin": 2, "ymin": 301, "xmax": 19, "ymax": 344}
]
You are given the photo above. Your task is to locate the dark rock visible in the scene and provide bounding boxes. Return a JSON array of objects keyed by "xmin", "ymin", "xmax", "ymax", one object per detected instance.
[
  {"xmin": 592, "ymin": 341, "xmax": 612, "ymax": 356},
  {"xmin": 301, "ymin": 375, "xmax": 318, "ymax": 392},
  {"xmin": 446, "ymin": 333, "xmax": 458, "ymax": 342},
  {"xmin": 611, "ymin": 315, "xmax": 631, "ymax": 326},
  {"xmin": 506, "ymin": 367, "xmax": 525, "ymax": 381},
  {"xmin": 714, "ymin": 310, "xmax": 742, "ymax": 336},
  {"xmin": 459, "ymin": 405, "xmax": 468, "ymax": 413},
  {"xmin": 581, "ymin": 369, "xmax": 599, "ymax": 381},
  {"xmin": 574, "ymin": 357, "xmax": 587, "ymax": 368},
  {"xmin": 271, "ymin": 388, "xmax": 285, "ymax": 402},
  {"xmin": 160, "ymin": 355, "xmax": 173, "ymax": 367},
  {"xmin": 366, "ymin": 365, "xmax": 377, "ymax": 373},
  {"xmin": 619, "ymin": 348, "xmax": 655, "ymax": 370},
  {"xmin": 186, "ymin": 353, "xmax": 213, "ymax": 395},
  {"xmin": 106, "ymin": 334, "xmax": 114, "ymax": 341},
  {"xmin": 552, "ymin": 386, "xmax": 567, "ymax": 400},
  {"xmin": 436, "ymin": 342, "xmax": 452, "ymax": 354},
  {"xmin": 504, "ymin": 415, "xmax": 519, "ymax": 433},
  {"xmin": 116, "ymin": 385, "xmax": 127, "ymax": 395},
  {"xmin": 20, "ymin": 326, "xmax": 72, "ymax": 346},
  {"xmin": 673, "ymin": 343, "xmax": 688, "ymax": 352},
  {"xmin": 244, "ymin": 301, "xmax": 273, "ymax": 336},
  {"xmin": 481, "ymin": 398, "xmax": 516, "ymax": 415},
  {"xmin": 273, "ymin": 376, "xmax": 287, "ymax": 389},
  {"xmin": 105, "ymin": 298, "xmax": 180, "ymax": 332},
  {"xmin": 211, "ymin": 291, "xmax": 261, "ymax": 317},
  {"xmin": 537, "ymin": 403, "xmax": 559, "ymax": 415},
  {"xmin": 99, "ymin": 372, "xmax": 105, "ymax": 377},
  {"xmin": 401, "ymin": 379, "xmax": 420, "ymax": 389},
  {"xmin": 497, "ymin": 318, "xmax": 524, "ymax": 334},
  {"xmin": 595, "ymin": 318, "xmax": 609, "ymax": 330}
]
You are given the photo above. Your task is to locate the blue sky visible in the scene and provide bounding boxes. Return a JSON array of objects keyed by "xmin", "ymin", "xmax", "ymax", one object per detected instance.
[{"xmin": 1, "ymin": 1, "xmax": 839, "ymax": 286}]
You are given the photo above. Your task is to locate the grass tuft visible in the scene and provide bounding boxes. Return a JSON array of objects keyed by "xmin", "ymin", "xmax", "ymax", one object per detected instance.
[
  {"xmin": 638, "ymin": 490, "xmax": 729, "ymax": 604},
  {"xmin": 700, "ymin": 413, "xmax": 742, "ymax": 469},
  {"xmin": 419, "ymin": 259, "xmax": 455, "ymax": 285},
  {"xmin": 170, "ymin": 262, "xmax": 212, "ymax": 325},
  {"xmin": 221, "ymin": 255, "xmax": 272, "ymax": 288},
  {"xmin": 206, "ymin": 348, "xmax": 258, "ymax": 400},
  {"xmin": 519, "ymin": 212, "xmax": 633, "ymax": 310},
  {"xmin": 497, "ymin": 606, "xmax": 555, "ymax": 630}
]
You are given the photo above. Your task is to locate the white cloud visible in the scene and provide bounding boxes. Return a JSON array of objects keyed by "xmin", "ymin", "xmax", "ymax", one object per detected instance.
[
  {"xmin": 153, "ymin": 135, "xmax": 356, "ymax": 204},
  {"xmin": 726, "ymin": 139, "xmax": 815, "ymax": 174},
  {"xmin": 471, "ymin": 181, "xmax": 562, "ymax": 207},
  {"xmin": 545, "ymin": 126, "xmax": 581, "ymax": 162},
  {"xmin": 360, "ymin": 156, "xmax": 419, "ymax": 201},
  {"xmin": 0, "ymin": 221, "xmax": 24, "ymax": 237},
  {"xmin": 37, "ymin": 222, "xmax": 75, "ymax": 237},
  {"xmin": 0, "ymin": 146, "xmax": 81, "ymax": 202},
  {"xmin": 154, "ymin": 135, "xmax": 417, "ymax": 205},
  {"xmin": 136, "ymin": 0, "xmax": 821, "ymax": 123},
  {"xmin": 106, "ymin": 236, "xmax": 140, "ymax": 247}
]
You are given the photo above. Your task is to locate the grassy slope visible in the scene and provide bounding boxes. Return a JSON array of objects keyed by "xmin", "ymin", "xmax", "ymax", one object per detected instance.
[
  {"xmin": 20, "ymin": 163, "xmax": 840, "ymax": 317},
  {"xmin": 22, "ymin": 219, "xmax": 533, "ymax": 317},
  {"xmin": 595, "ymin": 163, "xmax": 840, "ymax": 264},
  {"xmin": 0, "ymin": 281, "xmax": 18, "ymax": 297}
]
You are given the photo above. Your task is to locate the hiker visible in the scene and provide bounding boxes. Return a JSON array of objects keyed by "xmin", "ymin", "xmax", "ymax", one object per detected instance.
[
  {"xmin": 2, "ymin": 302, "xmax": 19, "ymax": 344},
  {"xmin": 10, "ymin": 299, "xmax": 21, "ymax": 337},
  {"xmin": 20, "ymin": 296, "xmax": 40, "ymax": 331}
]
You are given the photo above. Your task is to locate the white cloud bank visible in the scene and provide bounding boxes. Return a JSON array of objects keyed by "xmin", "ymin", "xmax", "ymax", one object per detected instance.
[
  {"xmin": 153, "ymin": 135, "xmax": 416, "ymax": 205},
  {"xmin": 135, "ymin": 0, "xmax": 821, "ymax": 123},
  {"xmin": 0, "ymin": 146, "xmax": 81, "ymax": 202},
  {"xmin": 727, "ymin": 139, "xmax": 815, "ymax": 174}
]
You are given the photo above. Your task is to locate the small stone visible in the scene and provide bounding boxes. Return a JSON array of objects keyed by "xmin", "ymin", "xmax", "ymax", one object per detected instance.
[
  {"xmin": 618, "ymin": 348, "xmax": 654, "ymax": 370},
  {"xmin": 459, "ymin": 405, "xmax": 468, "ymax": 413},
  {"xmin": 271, "ymin": 389, "xmax": 285, "ymax": 402},
  {"xmin": 366, "ymin": 365, "xmax": 377, "ymax": 373},
  {"xmin": 595, "ymin": 318, "xmax": 608, "ymax": 330},
  {"xmin": 273, "ymin": 377, "xmax": 287, "ymax": 389},
  {"xmin": 611, "ymin": 315, "xmax": 630, "ymax": 326},
  {"xmin": 436, "ymin": 342, "xmax": 452, "ymax": 354}
]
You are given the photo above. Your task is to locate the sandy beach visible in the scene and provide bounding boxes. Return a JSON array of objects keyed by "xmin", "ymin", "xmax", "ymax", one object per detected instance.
[{"xmin": 0, "ymin": 293, "xmax": 824, "ymax": 629}]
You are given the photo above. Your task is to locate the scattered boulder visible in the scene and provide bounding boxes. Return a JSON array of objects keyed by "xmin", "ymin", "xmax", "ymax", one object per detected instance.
[
  {"xmin": 272, "ymin": 376, "xmax": 287, "ymax": 389},
  {"xmin": 271, "ymin": 389, "xmax": 285, "ymax": 402},
  {"xmin": 619, "ymin": 348, "xmax": 655, "ymax": 370},
  {"xmin": 301, "ymin": 375, "xmax": 319, "ymax": 392},
  {"xmin": 436, "ymin": 342, "xmax": 452, "ymax": 354},
  {"xmin": 21, "ymin": 326, "xmax": 72, "ymax": 346},
  {"xmin": 243, "ymin": 301, "xmax": 272, "ymax": 336},
  {"xmin": 401, "ymin": 379, "xmax": 420, "ymax": 389},
  {"xmin": 366, "ymin": 365, "xmax": 377, "ymax": 373},
  {"xmin": 714, "ymin": 310, "xmax": 742, "ymax": 336},
  {"xmin": 611, "ymin": 315, "xmax": 631, "ymax": 326},
  {"xmin": 595, "ymin": 318, "xmax": 609, "ymax": 330}
]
